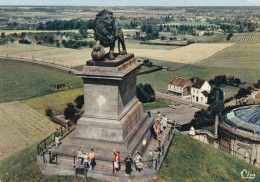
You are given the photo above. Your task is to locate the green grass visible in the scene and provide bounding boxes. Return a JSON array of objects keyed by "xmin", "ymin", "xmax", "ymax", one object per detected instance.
[
  {"xmin": 0, "ymin": 60, "xmax": 83, "ymax": 103},
  {"xmin": 155, "ymin": 133, "xmax": 260, "ymax": 182},
  {"xmin": 143, "ymin": 100, "xmax": 179, "ymax": 111},
  {"xmin": 23, "ymin": 88, "xmax": 83, "ymax": 115},
  {"xmin": 0, "ymin": 143, "xmax": 99, "ymax": 182},
  {"xmin": 137, "ymin": 44, "xmax": 260, "ymax": 97}
]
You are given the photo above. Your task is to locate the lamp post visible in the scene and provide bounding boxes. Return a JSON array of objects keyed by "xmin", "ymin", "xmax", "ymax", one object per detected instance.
[{"xmin": 158, "ymin": 136, "xmax": 161, "ymax": 152}]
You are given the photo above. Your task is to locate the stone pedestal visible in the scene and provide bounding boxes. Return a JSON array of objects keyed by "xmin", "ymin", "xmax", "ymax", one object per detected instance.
[{"xmin": 54, "ymin": 54, "xmax": 154, "ymax": 159}]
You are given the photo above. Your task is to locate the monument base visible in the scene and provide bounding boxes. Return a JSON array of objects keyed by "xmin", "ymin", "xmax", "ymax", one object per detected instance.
[{"xmin": 53, "ymin": 53, "xmax": 154, "ymax": 160}]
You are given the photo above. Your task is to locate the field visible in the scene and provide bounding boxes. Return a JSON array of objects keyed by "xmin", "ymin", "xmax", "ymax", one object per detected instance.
[
  {"xmin": 0, "ymin": 42, "xmax": 233, "ymax": 66},
  {"xmin": 24, "ymin": 88, "xmax": 83, "ymax": 115},
  {"xmin": 0, "ymin": 60, "xmax": 82, "ymax": 103},
  {"xmin": 0, "ymin": 101, "xmax": 58, "ymax": 161},
  {"xmin": 0, "ymin": 29, "xmax": 79, "ymax": 35},
  {"xmin": 138, "ymin": 43, "xmax": 260, "ymax": 96},
  {"xmin": 206, "ymin": 32, "xmax": 260, "ymax": 44}
]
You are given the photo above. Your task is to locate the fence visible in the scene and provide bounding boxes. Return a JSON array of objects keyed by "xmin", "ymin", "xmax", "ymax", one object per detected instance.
[
  {"xmin": 37, "ymin": 123, "xmax": 75, "ymax": 162},
  {"xmin": 37, "ymin": 125, "xmax": 175, "ymax": 174}
]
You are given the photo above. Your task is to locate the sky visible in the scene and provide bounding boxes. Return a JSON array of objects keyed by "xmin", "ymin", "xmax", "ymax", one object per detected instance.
[{"xmin": 0, "ymin": 0, "xmax": 260, "ymax": 6}]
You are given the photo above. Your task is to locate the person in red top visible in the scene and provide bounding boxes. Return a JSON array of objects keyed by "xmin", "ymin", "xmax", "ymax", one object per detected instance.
[{"xmin": 113, "ymin": 148, "xmax": 120, "ymax": 172}]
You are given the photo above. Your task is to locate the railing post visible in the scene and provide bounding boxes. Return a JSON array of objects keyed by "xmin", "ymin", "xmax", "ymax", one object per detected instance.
[
  {"xmin": 43, "ymin": 152, "xmax": 45, "ymax": 163},
  {"xmin": 74, "ymin": 156, "xmax": 76, "ymax": 164},
  {"xmin": 44, "ymin": 139, "xmax": 46, "ymax": 149},
  {"xmin": 112, "ymin": 161, "xmax": 115, "ymax": 173},
  {"xmin": 61, "ymin": 127, "xmax": 63, "ymax": 136},
  {"xmin": 155, "ymin": 159, "xmax": 158, "ymax": 170},
  {"xmin": 37, "ymin": 145, "xmax": 39, "ymax": 155},
  {"xmin": 49, "ymin": 149, "xmax": 52, "ymax": 163}
]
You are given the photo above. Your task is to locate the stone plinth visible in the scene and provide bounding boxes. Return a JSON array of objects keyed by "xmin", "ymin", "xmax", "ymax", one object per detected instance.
[{"xmin": 54, "ymin": 54, "xmax": 154, "ymax": 160}]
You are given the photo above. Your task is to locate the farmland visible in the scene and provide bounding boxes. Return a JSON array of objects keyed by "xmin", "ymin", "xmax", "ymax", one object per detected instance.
[
  {"xmin": 206, "ymin": 32, "xmax": 260, "ymax": 44},
  {"xmin": 0, "ymin": 42, "xmax": 233, "ymax": 66},
  {"xmin": 0, "ymin": 101, "xmax": 58, "ymax": 161},
  {"xmin": 0, "ymin": 59, "xmax": 82, "ymax": 103},
  {"xmin": 138, "ymin": 43, "xmax": 260, "ymax": 96}
]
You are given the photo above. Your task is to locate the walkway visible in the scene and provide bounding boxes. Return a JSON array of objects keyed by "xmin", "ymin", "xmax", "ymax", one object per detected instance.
[{"xmin": 0, "ymin": 56, "xmax": 80, "ymax": 74}]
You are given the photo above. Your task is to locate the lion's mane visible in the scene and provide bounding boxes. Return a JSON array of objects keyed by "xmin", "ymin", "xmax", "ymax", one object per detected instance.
[{"xmin": 93, "ymin": 9, "xmax": 117, "ymax": 48}]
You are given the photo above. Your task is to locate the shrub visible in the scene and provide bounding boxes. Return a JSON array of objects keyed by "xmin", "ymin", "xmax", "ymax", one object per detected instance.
[
  {"xmin": 64, "ymin": 103, "xmax": 76, "ymax": 120},
  {"xmin": 136, "ymin": 84, "xmax": 155, "ymax": 103},
  {"xmin": 45, "ymin": 108, "xmax": 53, "ymax": 117},
  {"xmin": 74, "ymin": 95, "xmax": 84, "ymax": 109}
]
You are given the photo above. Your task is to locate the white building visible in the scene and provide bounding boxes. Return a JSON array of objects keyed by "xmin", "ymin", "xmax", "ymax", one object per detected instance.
[{"xmin": 191, "ymin": 78, "xmax": 211, "ymax": 104}]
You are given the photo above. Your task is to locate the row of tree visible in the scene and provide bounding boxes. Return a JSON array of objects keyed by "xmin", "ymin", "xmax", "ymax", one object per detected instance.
[
  {"xmin": 209, "ymin": 75, "xmax": 242, "ymax": 87},
  {"xmin": 36, "ymin": 19, "xmax": 94, "ymax": 31}
]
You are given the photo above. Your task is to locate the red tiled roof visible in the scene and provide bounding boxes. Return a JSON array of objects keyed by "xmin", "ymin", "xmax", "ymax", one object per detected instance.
[
  {"xmin": 192, "ymin": 78, "xmax": 206, "ymax": 89},
  {"xmin": 169, "ymin": 76, "xmax": 191, "ymax": 87}
]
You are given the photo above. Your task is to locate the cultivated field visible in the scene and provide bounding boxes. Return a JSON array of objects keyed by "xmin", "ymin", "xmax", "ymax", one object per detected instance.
[
  {"xmin": 206, "ymin": 32, "xmax": 260, "ymax": 44},
  {"xmin": 0, "ymin": 60, "xmax": 82, "ymax": 103},
  {"xmin": 131, "ymin": 43, "xmax": 234, "ymax": 64},
  {"xmin": 0, "ymin": 42, "xmax": 233, "ymax": 66},
  {"xmin": 0, "ymin": 101, "xmax": 58, "ymax": 161},
  {"xmin": 0, "ymin": 29, "xmax": 79, "ymax": 35}
]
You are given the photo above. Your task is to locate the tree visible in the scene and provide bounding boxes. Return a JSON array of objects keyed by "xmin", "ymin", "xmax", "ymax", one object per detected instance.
[
  {"xmin": 79, "ymin": 26, "xmax": 88, "ymax": 38},
  {"xmin": 136, "ymin": 84, "xmax": 155, "ymax": 103},
  {"xmin": 64, "ymin": 103, "xmax": 76, "ymax": 120},
  {"xmin": 74, "ymin": 95, "xmax": 84, "ymax": 109},
  {"xmin": 1, "ymin": 32, "xmax": 5, "ymax": 38},
  {"xmin": 190, "ymin": 109, "xmax": 214, "ymax": 128},
  {"xmin": 208, "ymin": 100, "xmax": 224, "ymax": 117},
  {"xmin": 208, "ymin": 88, "xmax": 224, "ymax": 104},
  {"xmin": 47, "ymin": 36, "xmax": 54, "ymax": 44}
]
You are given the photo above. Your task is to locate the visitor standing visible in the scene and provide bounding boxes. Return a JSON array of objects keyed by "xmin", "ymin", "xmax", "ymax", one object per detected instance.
[
  {"xmin": 77, "ymin": 146, "xmax": 84, "ymax": 164},
  {"xmin": 124, "ymin": 155, "xmax": 133, "ymax": 175},
  {"xmin": 82, "ymin": 152, "xmax": 88, "ymax": 167},
  {"xmin": 87, "ymin": 149, "xmax": 95, "ymax": 170},
  {"xmin": 54, "ymin": 128, "xmax": 60, "ymax": 148},
  {"xmin": 135, "ymin": 151, "xmax": 143, "ymax": 172},
  {"xmin": 113, "ymin": 149, "xmax": 121, "ymax": 172}
]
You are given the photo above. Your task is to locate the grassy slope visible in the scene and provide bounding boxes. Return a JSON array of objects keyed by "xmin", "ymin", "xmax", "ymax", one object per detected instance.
[
  {"xmin": 0, "ymin": 60, "xmax": 82, "ymax": 103},
  {"xmin": 23, "ymin": 88, "xmax": 83, "ymax": 115},
  {"xmin": 0, "ymin": 143, "xmax": 98, "ymax": 182},
  {"xmin": 155, "ymin": 133, "xmax": 260, "ymax": 182},
  {"xmin": 137, "ymin": 44, "xmax": 260, "ymax": 96}
]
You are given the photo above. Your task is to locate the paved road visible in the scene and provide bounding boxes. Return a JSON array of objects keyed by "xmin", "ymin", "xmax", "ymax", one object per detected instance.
[{"xmin": 150, "ymin": 104, "xmax": 200, "ymax": 125}]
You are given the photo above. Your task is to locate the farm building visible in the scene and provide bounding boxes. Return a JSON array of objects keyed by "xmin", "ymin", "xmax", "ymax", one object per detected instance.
[
  {"xmin": 168, "ymin": 76, "xmax": 193, "ymax": 96},
  {"xmin": 191, "ymin": 78, "xmax": 211, "ymax": 104}
]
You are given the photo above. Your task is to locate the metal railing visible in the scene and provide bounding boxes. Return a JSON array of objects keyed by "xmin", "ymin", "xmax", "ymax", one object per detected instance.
[
  {"xmin": 39, "ymin": 126, "xmax": 175, "ymax": 174},
  {"xmin": 37, "ymin": 123, "xmax": 75, "ymax": 161}
]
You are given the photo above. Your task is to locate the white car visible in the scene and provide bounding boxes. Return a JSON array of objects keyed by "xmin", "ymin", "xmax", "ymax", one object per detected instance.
[{"xmin": 168, "ymin": 104, "xmax": 177, "ymax": 109}]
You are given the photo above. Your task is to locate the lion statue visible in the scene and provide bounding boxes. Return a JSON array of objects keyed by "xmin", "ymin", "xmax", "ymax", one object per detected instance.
[{"xmin": 93, "ymin": 9, "xmax": 127, "ymax": 60}]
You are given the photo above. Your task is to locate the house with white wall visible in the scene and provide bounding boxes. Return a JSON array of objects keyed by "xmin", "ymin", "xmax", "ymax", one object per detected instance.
[
  {"xmin": 168, "ymin": 76, "xmax": 193, "ymax": 96},
  {"xmin": 191, "ymin": 78, "xmax": 211, "ymax": 104}
]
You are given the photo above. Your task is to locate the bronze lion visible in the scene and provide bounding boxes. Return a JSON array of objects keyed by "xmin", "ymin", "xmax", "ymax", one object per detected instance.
[{"xmin": 93, "ymin": 9, "xmax": 127, "ymax": 60}]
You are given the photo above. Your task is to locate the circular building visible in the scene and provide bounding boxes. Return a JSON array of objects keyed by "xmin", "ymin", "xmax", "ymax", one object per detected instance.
[{"xmin": 219, "ymin": 104, "xmax": 260, "ymax": 166}]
